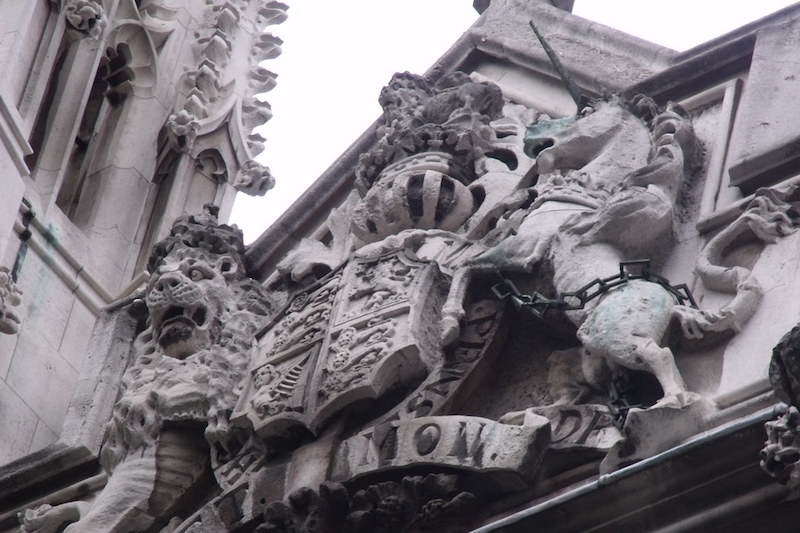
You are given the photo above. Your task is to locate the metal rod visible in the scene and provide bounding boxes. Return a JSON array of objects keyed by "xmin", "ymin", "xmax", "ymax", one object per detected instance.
[{"xmin": 528, "ymin": 19, "xmax": 587, "ymax": 109}]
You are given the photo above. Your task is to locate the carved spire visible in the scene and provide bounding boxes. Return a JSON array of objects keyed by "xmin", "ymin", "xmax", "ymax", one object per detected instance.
[{"xmin": 167, "ymin": 0, "xmax": 287, "ymax": 194}]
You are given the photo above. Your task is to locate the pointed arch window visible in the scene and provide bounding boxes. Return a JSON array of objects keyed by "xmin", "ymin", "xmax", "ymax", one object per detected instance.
[{"xmin": 55, "ymin": 42, "xmax": 133, "ymax": 225}]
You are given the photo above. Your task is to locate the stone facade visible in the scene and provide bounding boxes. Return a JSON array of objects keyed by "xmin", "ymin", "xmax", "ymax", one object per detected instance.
[
  {"xmin": 6, "ymin": 1, "xmax": 800, "ymax": 532},
  {"xmin": 0, "ymin": 0, "xmax": 284, "ymax": 467}
]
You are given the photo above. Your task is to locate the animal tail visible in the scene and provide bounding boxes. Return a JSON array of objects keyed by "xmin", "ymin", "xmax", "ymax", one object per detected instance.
[{"xmin": 677, "ymin": 187, "xmax": 800, "ymax": 338}]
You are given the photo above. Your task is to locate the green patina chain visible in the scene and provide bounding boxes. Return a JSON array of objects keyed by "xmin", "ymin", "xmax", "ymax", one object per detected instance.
[{"xmin": 491, "ymin": 259, "xmax": 697, "ymax": 319}]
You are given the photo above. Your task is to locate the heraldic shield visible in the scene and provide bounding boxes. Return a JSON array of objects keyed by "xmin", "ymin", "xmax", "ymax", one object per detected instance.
[{"xmin": 233, "ymin": 249, "xmax": 448, "ymax": 438}]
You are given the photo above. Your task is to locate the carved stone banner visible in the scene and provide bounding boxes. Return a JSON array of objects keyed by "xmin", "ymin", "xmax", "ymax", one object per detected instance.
[
  {"xmin": 526, "ymin": 405, "xmax": 623, "ymax": 451},
  {"xmin": 233, "ymin": 250, "xmax": 448, "ymax": 437},
  {"xmin": 332, "ymin": 415, "xmax": 549, "ymax": 488}
]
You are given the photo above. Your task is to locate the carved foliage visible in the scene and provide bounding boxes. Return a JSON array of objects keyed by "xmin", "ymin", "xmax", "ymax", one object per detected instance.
[
  {"xmin": 762, "ymin": 407, "xmax": 800, "ymax": 489},
  {"xmin": 259, "ymin": 475, "xmax": 483, "ymax": 533},
  {"xmin": 763, "ymin": 324, "xmax": 800, "ymax": 489},
  {"xmin": 0, "ymin": 266, "xmax": 22, "ymax": 335}
]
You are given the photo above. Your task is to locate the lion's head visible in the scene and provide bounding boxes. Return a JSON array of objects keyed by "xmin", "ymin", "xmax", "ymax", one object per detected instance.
[
  {"xmin": 102, "ymin": 206, "xmax": 272, "ymax": 471},
  {"xmin": 146, "ymin": 246, "xmax": 238, "ymax": 359},
  {"xmin": 143, "ymin": 205, "xmax": 268, "ymax": 358}
]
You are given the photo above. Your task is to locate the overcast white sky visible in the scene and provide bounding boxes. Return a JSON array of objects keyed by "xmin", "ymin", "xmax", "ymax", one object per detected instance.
[{"xmin": 230, "ymin": 0, "xmax": 798, "ymax": 244}]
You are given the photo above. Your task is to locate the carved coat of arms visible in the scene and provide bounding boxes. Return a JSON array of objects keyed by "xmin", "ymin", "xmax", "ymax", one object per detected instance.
[{"xmin": 233, "ymin": 250, "xmax": 447, "ymax": 437}]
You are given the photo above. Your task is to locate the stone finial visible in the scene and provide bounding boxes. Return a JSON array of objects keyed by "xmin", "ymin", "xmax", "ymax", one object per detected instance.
[
  {"xmin": 64, "ymin": 0, "xmax": 106, "ymax": 39},
  {"xmin": 0, "ymin": 266, "xmax": 22, "ymax": 335},
  {"xmin": 233, "ymin": 160, "xmax": 275, "ymax": 196}
]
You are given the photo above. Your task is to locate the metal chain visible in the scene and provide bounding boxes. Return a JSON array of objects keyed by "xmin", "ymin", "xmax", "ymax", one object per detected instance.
[{"xmin": 491, "ymin": 259, "xmax": 698, "ymax": 319}]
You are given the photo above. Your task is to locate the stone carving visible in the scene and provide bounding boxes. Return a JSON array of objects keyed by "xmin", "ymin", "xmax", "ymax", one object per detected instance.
[
  {"xmin": 234, "ymin": 160, "xmax": 275, "ymax": 196},
  {"xmin": 0, "ymin": 266, "xmax": 22, "ymax": 334},
  {"xmin": 165, "ymin": 109, "xmax": 200, "ymax": 153},
  {"xmin": 233, "ymin": 250, "xmax": 446, "ymax": 437},
  {"xmin": 332, "ymin": 415, "xmax": 549, "ymax": 488},
  {"xmin": 355, "ymin": 71, "xmax": 504, "ymax": 216},
  {"xmin": 694, "ymin": 186, "xmax": 800, "ymax": 333},
  {"xmin": 762, "ymin": 323, "xmax": 800, "ymax": 488},
  {"xmin": 167, "ymin": 0, "xmax": 285, "ymax": 193},
  {"xmin": 260, "ymin": 474, "xmax": 484, "ymax": 533},
  {"xmin": 762, "ymin": 406, "xmax": 800, "ymax": 489},
  {"xmin": 138, "ymin": 0, "xmax": 180, "ymax": 49},
  {"xmin": 63, "ymin": 0, "xmax": 106, "ymax": 39},
  {"xmin": 445, "ymin": 95, "xmax": 755, "ymax": 411},
  {"xmin": 19, "ymin": 206, "xmax": 272, "ymax": 533}
]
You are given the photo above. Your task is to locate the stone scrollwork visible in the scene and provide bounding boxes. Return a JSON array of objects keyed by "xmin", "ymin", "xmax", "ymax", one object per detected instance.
[
  {"xmin": 19, "ymin": 205, "xmax": 273, "ymax": 533},
  {"xmin": 63, "ymin": 0, "xmax": 106, "ymax": 40},
  {"xmin": 0, "ymin": 266, "xmax": 22, "ymax": 335}
]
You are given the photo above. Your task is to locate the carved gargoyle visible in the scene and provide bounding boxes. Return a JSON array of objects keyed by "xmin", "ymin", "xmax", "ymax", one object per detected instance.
[{"xmin": 19, "ymin": 205, "xmax": 273, "ymax": 533}]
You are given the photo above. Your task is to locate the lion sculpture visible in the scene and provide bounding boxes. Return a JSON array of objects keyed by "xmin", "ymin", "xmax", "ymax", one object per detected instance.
[{"xmin": 20, "ymin": 206, "xmax": 272, "ymax": 533}]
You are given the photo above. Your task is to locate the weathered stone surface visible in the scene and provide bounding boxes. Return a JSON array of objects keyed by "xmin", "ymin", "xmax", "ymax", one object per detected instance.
[
  {"xmin": 15, "ymin": 3, "xmax": 800, "ymax": 530},
  {"xmin": 234, "ymin": 250, "xmax": 446, "ymax": 437},
  {"xmin": 332, "ymin": 415, "xmax": 549, "ymax": 487},
  {"xmin": 0, "ymin": 267, "xmax": 21, "ymax": 335},
  {"xmin": 444, "ymin": 95, "xmax": 710, "ymax": 409},
  {"xmin": 259, "ymin": 474, "xmax": 485, "ymax": 533},
  {"xmin": 509, "ymin": 405, "xmax": 623, "ymax": 451},
  {"xmin": 600, "ymin": 398, "xmax": 715, "ymax": 473},
  {"xmin": 727, "ymin": 18, "xmax": 800, "ymax": 191},
  {"xmin": 0, "ymin": 0, "xmax": 287, "ymax": 470},
  {"xmin": 0, "ymin": 380, "xmax": 38, "ymax": 464},
  {"xmin": 63, "ymin": 0, "xmax": 106, "ymax": 39},
  {"xmin": 18, "ymin": 208, "xmax": 273, "ymax": 532}
]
